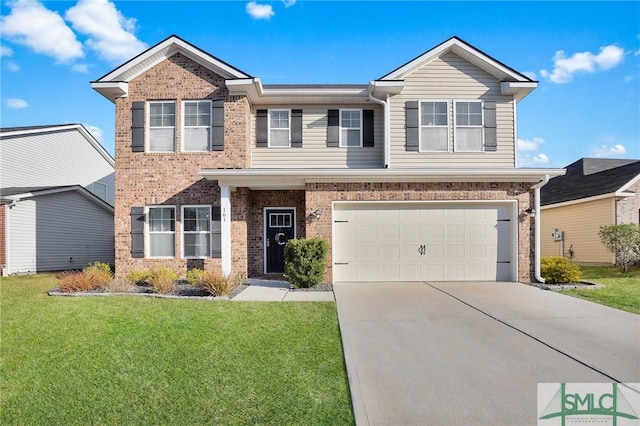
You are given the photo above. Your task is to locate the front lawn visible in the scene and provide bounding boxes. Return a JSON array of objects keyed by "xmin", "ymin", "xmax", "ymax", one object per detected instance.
[
  {"xmin": 0, "ymin": 274, "xmax": 354, "ymax": 425},
  {"xmin": 561, "ymin": 265, "xmax": 640, "ymax": 314}
]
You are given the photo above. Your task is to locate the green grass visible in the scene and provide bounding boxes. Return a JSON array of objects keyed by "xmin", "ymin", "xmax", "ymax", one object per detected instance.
[
  {"xmin": 561, "ymin": 265, "xmax": 640, "ymax": 314},
  {"xmin": 0, "ymin": 274, "xmax": 354, "ymax": 425}
]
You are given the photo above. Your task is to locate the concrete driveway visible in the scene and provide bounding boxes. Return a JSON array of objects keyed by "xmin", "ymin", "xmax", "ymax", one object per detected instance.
[{"xmin": 334, "ymin": 281, "xmax": 640, "ymax": 426}]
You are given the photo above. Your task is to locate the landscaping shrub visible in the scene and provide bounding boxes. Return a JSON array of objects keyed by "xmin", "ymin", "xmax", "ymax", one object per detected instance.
[
  {"xmin": 598, "ymin": 223, "xmax": 640, "ymax": 273},
  {"xmin": 84, "ymin": 262, "xmax": 113, "ymax": 276},
  {"xmin": 284, "ymin": 237, "xmax": 328, "ymax": 288},
  {"xmin": 124, "ymin": 269, "xmax": 152, "ymax": 286},
  {"xmin": 541, "ymin": 256, "xmax": 581, "ymax": 284},
  {"xmin": 147, "ymin": 267, "xmax": 179, "ymax": 294},
  {"xmin": 82, "ymin": 262, "xmax": 113, "ymax": 287},
  {"xmin": 58, "ymin": 263, "xmax": 113, "ymax": 292},
  {"xmin": 187, "ymin": 269, "xmax": 245, "ymax": 296}
]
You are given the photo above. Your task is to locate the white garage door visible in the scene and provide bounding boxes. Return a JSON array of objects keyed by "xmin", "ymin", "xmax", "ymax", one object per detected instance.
[{"xmin": 333, "ymin": 202, "xmax": 515, "ymax": 282}]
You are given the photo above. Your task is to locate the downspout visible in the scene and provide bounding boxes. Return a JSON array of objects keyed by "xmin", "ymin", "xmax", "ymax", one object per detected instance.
[
  {"xmin": 368, "ymin": 93, "xmax": 389, "ymax": 168},
  {"xmin": 534, "ymin": 174, "xmax": 550, "ymax": 283}
]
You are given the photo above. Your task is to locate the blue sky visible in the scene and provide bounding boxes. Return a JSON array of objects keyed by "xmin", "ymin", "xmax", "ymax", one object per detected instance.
[{"xmin": 1, "ymin": 0, "xmax": 638, "ymax": 168}]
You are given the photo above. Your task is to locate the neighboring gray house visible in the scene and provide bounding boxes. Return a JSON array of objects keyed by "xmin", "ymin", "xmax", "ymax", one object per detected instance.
[{"xmin": 0, "ymin": 124, "xmax": 115, "ymax": 275}]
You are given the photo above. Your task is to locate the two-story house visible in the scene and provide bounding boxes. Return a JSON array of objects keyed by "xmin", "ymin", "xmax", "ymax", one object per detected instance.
[
  {"xmin": 92, "ymin": 35, "xmax": 563, "ymax": 283},
  {"xmin": 0, "ymin": 124, "xmax": 115, "ymax": 275}
]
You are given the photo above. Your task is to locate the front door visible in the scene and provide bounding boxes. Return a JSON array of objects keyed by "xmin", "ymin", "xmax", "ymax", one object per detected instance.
[{"xmin": 265, "ymin": 208, "xmax": 295, "ymax": 273}]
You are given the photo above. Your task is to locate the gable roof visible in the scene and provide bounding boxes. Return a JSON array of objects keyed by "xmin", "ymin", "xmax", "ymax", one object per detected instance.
[
  {"xmin": 541, "ymin": 158, "xmax": 640, "ymax": 206},
  {"xmin": 0, "ymin": 185, "xmax": 114, "ymax": 212},
  {"xmin": 0, "ymin": 123, "xmax": 114, "ymax": 166},
  {"xmin": 92, "ymin": 35, "xmax": 252, "ymax": 102}
]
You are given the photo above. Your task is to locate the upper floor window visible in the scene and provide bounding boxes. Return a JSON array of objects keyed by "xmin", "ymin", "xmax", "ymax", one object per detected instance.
[
  {"xmin": 340, "ymin": 109, "xmax": 362, "ymax": 147},
  {"xmin": 147, "ymin": 206, "xmax": 175, "ymax": 258},
  {"xmin": 269, "ymin": 110, "xmax": 290, "ymax": 147},
  {"xmin": 455, "ymin": 101, "xmax": 483, "ymax": 152},
  {"xmin": 148, "ymin": 101, "xmax": 176, "ymax": 152},
  {"xmin": 183, "ymin": 100, "xmax": 211, "ymax": 152},
  {"xmin": 420, "ymin": 101, "xmax": 448, "ymax": 152}
]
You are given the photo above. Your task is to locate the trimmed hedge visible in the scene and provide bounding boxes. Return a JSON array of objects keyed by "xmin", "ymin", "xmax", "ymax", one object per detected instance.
[
  {"xmin": 541, "ymin": 256, "xmax": 581, "ymax": 284},
  {"xmin": 284, "ymin": 237, "xmax": 328, "ymax": 288}
]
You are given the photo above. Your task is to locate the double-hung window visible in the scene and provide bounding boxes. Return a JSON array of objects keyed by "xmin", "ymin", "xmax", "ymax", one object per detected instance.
[
  {"xmin": 148, "ymin": 101, "xmax": 176, "ymax": 152},
  {"xmin": 269, "ymin": 110, "xmax": 290, "ymax": 147},
  {"xmin": 420, "ymin": 101, "xmax": 448, "ymax": 151},
  {"xmin": 183, "ymin": 100, "xmax": 211, "ymax": 152},
  {"xmin": 340, "ymin": 109, "xmax": 362, "ymax": 147},
  {"xmin": 182, "ymin": 206, "xmax": 212, "ymax": 258},
  {"xmin": 455, "ymin": 101, "xmax": 483, "ymax": 152},
  {"xmin": 147, "ymin": 206, "xmax": 175, "ymax": 257}
]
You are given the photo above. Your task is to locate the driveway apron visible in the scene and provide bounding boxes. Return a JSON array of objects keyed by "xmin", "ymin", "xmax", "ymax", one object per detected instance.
[{"xmin": 334, "ymin": 281, "xmax": 640, "ymax": 426}]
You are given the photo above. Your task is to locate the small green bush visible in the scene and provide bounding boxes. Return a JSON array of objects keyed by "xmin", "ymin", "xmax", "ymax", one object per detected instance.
[
  {"xmin": 124, "ymin": 269, "xmax": 152, "ymax": 286},
  {"xmin": 284, "ymin": 237, "xmax": 328, "ymax": 288},
  {"xmin": 187, "ymin": 269, "xmax": 245, "ymax": 296},
  {"xmin": 541, "ymin": 256, "xmax": 581, "ymax": 284},
  {"xmin": 147, "ymin": 267, "xmax": 179, "ymax": 294},
  {"xmin": 84, "ymin": 262, "xmax": 112, "ymax": 276}
]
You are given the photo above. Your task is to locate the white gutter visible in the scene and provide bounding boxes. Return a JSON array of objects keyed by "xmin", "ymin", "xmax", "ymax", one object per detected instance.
[
  {"xmin": 534, "ymin": 174, "xmax": 550, "ymax": 283},
  {"xmin": 368, "ymin": 93, "xmax": 389, "ymax": 168}
]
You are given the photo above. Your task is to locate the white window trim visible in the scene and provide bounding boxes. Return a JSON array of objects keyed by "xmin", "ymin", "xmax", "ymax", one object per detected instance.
[
  {"xmin": 418, "ymin": 100, "xmax": 450, "ymax": 153},
  {"xmin": 145, "ymin": 205, "xmax": 176, "ymax": 259},
  {"xmin": 181, "ymin": 100, "xmax": 212, "ymax": 152},
  {"xmin": 339, "ymin": 108, "xmax": 363, "ymax": 148},
  {"xmin": 181, "ymin": 205, "xmax": 213, "ymax": 259},
  {"xmin": 146, "ymin": 100, "xmax": 176, "ymax": 153},
  {"xmin": 453, "ymin": 100, "xmax": 484, "ymax": 152},
  {"xmin": 268, "ymin": 109, "xmax": 291, "ymax": 148}
]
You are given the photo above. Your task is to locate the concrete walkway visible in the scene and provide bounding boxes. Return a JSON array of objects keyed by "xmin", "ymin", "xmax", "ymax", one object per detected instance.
[
  {"xmin": 334, "ymin": 281, "xmax": 640, "ymax": 426},
  {"xmin": 232, "ymin": 278, "xmax": 335, "ymax": 301}
]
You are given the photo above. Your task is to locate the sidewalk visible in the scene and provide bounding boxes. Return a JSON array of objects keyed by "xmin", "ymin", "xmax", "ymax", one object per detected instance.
[{"xmin": 232, "ymin": 278, "xmax": 335, "ymax": 302}]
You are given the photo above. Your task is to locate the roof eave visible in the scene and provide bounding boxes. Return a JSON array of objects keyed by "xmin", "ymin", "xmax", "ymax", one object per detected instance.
[
  {"xmin": 501, "ymin": 81, "xmax": 538, "ymax": 102},
  {"xmin": 227, "ymin": 78, "xmax": 372, "ymax": 104},
  {"xmin": 90, "ymin": 82, "xmax": 128, "ymax": 103}
]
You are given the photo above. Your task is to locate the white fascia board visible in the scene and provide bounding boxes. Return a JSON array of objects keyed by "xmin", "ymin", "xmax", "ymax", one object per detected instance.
[
  {"xmin": 76, "ymin": 125, "xmax": 115, "ymax": 166},
  {"xmin": 616, "ymin": 173, "xmax": 640, "ymax": 195},
  {"xmin": 501, "ymin": 81, "xmax": 538, "ymax": 102},
  {"xmin": 369, "ymin": 80, "xmax": 405, "ymax": 96},
  {"xmin": 540, "ymin": 192, "xmax": 617, "ymax": 210},
  {"xmin": 228, "ymin": 78, "xmax": 370, "ymax": 104},
  {"xmin": 7, "ymin": 186, "xmax": 114, "ymax": 213},
  {"xmin": 90, "ymin": 82, "xmax": 129, "ymax": 102}
]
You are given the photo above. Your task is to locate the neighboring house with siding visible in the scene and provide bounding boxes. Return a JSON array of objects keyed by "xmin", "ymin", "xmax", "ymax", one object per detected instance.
[
  {"xmin": 540, "ymin": 158, "xmax": 640, "ymax": 264},
  {"xmin": 0, "ymin": 124, "xmax": 115, "ymax": 275},
  {"xmin": 92, "ymin": 35, "xmax": 563, "ymax": 283}
]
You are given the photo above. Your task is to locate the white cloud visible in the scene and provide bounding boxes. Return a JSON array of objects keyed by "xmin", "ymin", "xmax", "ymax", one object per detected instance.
[
  {"xmin": 518, "ymin": 152, "xmax": 550, "ymax": 167},
  {"xmin": 592, "ymin": 144, "xmax": 626, "ymax": 157},
  {"xmin": 282, "ymin": 0, "xmax": 296, "ymax": 7},
  {"xmin": 518, "ymin": 137, "xmax": 545, "ymax": 151},
  {"xmin": 540, "ymin": 44, "xmax": 625, "ymax": 84},
  {"xmin": 72, "ymin": 63, "xmax": 89, "ymax": 73},
  {"xmin": 7, "ymin": 98, "xmax": 28, "ymax": 109},
  {"xmin": 0, "ymin": 45, "xmax": 13, "ymax": 57},
  {"xmin": 522, "ymin": 71, "xmax": 536, "ymax": 81},
  {"xmin": 246, "ymin": 2, "xmax": 275, "ymax": 19},
  {"xmin": 5, "ymin": 61, "xmax": 20, "ymax": 71},
  {"xmin": 624, "ymin": 75, "xmax": 634, "ymax": 83},
  {"xmin": 85, "ymin": 124, "xmax": 104, "ymax": 142},
  {"xmin": 65, "ymin": 0, "xmax": 147, "ymax": 63},
  {"xmin": 1, "ymin": 0, "xmax": 83, "ymax": 63}
]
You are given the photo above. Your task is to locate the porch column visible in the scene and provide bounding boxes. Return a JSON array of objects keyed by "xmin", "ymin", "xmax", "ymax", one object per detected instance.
[{"xmin": 220, "ymin": 185, "xmax": 232, "ymax": 277}]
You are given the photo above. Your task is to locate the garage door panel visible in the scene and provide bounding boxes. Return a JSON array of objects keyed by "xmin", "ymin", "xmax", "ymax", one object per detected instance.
[{"xmin": 333, "ymin": 203, "xmax": 514, "ymax": 282}]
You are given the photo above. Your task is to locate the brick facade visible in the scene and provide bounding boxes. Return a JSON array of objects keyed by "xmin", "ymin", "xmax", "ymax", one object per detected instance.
[
  {"xmin": 616, "ymin": 180, "xmax": 640, "ymax": 224},
  {"xmin": 304, "ymin": 182, "xmax": 536, "ymax": 283}
]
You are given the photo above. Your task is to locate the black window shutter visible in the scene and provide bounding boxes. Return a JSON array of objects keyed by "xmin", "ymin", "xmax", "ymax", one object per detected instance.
[
  {"xmin": 211, "ymin": 100, "xmax": 225, "ymax": 151},
  {"xmin": 130, "ymin": 207, "xmax": 144, "ymax": 258},
  {"xmin": 363, "ymin": 109, "xmax": 374, "ymax": 147},
  {"xmin": 405, "ymin": 101, "xmax": 419, "ymax": 151},
  {"xmin": 256, "ymin": 109, "xmax": 268, "ymax": 147},
  {"xmin": 211, "ymin": 206, "xmax": 221, "ymax": 258},
  {"xmin": 484, "ymin": 101, "xmax": 497, "ymax": 152},
  {"xmin": 291, "ymin": 109, "xmax": 303, "ymax": 148},
  {"xmin": 326, "ymin": 109, "xmax": 339, "ymax": 147},
  {"xmin": 131, "ymin": 102, "xmax": 145, "ymax": 152}
]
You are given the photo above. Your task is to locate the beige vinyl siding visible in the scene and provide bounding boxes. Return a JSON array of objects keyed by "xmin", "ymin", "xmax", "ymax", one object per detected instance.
[
  {"xmin": 541, "ymin": 197, "xmax": 615, "ymax": 264},
  {"xmin": 251, "ymin": 105, "xmax": 384, "ymax": 168},
  {"xmin": 389, "ymin": 52, "xmax": 515, "ymax": 168}
]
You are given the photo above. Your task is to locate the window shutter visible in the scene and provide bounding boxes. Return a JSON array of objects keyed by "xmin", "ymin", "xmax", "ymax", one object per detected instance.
[
  {"xmin": 211, "ymin": 100, "xmax": 225, "ymax": 151},
  {"xmin": 211, "ymin": 206, "xmax": 221, "ymax": 258},
  {"xmin": 484, "ymin": 101, "xmax": 497, "ymax": 152},
  {"xmin": 291, "ymin": 109, "xmax": 303, "ymax": 148},
  {"xmin": 405, "ymin": 101, "xmax": 419, "ymax": 151},
  {"xmin": 131, "ymin": 102, "xmax": 145, "ymax": 152},
  {"xmin": 256, "ymin": 109, "xmax": 268, "ymax": 147},
  {"xmin": 130, "ymin": 207, "xmax": 144, "ymax": 258},
  {"xmin": 363, "ymin": 109, "xmax": 374, "ymax": 147},
  {"xmin": 326, "ymin": 109, "xmax": 339, "ymax": 147}
]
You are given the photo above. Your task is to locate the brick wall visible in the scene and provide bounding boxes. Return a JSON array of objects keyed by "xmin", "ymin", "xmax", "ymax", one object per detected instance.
[
  {"xmin": 305, "ymin": 181, "xmax": 536, "ymax": 283},
  {"xmin": 0, "ymin": 205, "xmax": 5, "ymax": 273},
  {"xmin": 616, "ymin": 180, "xmax": 640, "ymax": 224},
  {"xmin": 113, "ymin": 53, "xmax": 251, "ymax": 278}
]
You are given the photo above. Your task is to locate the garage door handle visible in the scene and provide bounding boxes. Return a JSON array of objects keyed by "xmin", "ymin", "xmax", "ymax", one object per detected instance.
[
  {"xmin": 334, "ymin": 220, "xmax": 348, "ymax": 223},
  {"xmin": 334, "ymin": 262, "xmax": 349, "ymax": 265},
  {"xmin": 497, "ymin": 261, "xmax": 511, "ymax": 264}
]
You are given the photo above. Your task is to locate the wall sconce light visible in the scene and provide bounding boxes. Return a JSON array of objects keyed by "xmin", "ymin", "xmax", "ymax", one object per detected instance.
[
  {"xmin": 312, "ymin": 209, "xmax": 322, "ymax": 220},
  {"xmin": 524, "ymin": 207, "xmax": 535, "ymax": 216}
]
